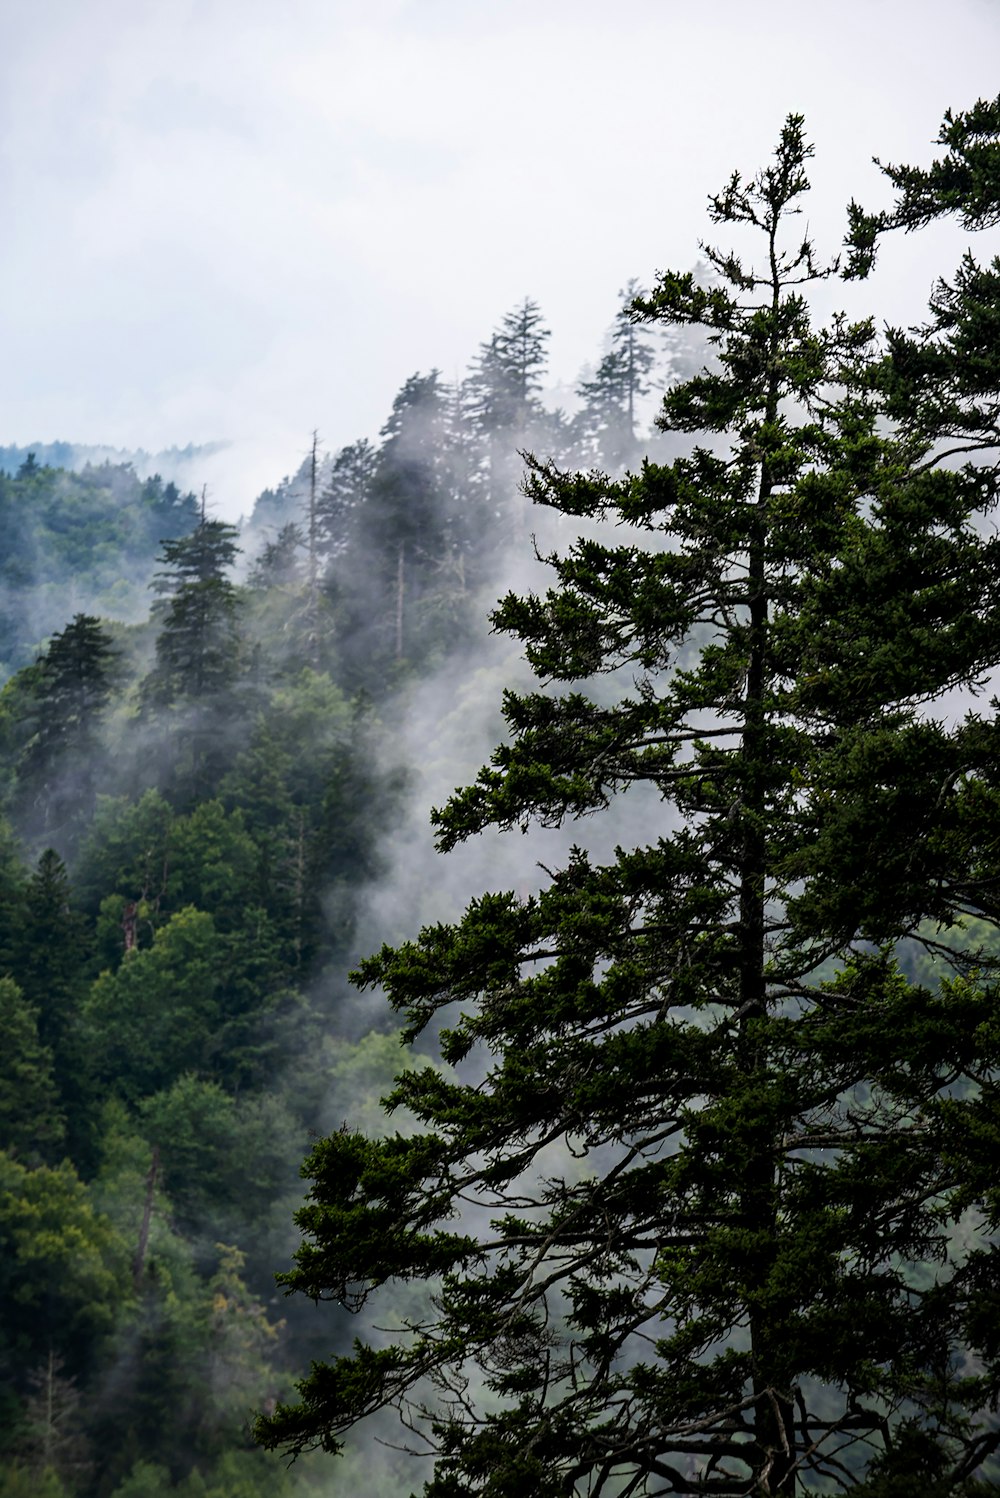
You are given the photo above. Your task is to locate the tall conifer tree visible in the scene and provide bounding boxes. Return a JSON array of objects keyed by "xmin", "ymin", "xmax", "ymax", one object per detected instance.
[
  {"xmin": 15, "ymin": 614, "xmax": 116, "ymax": 840},
  {"xmin": 141, "ymin": 509, "xmax": 242, "ymax": 794},
  {"xmin": 143, "ymin": 513, "xmax": 241, "ymax": 707},
  {"xmin": 259, "ymin": 108, "xmax": 1000, "ymax": 1495}
]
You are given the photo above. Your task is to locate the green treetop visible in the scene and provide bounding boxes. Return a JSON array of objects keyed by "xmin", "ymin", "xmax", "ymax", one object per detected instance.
[
  {"xmin": 141, "ymin": 513, "xmax": 243, "ymax": 797},
  {"xmin": 143, "ymin": 516, "xmax": 241, "ymax": 707},
  {"xmin": 575, "ymin": 280, "xmax": 658, "ymax": 471},
  {"xmin": 258, "ymin": 107, "xmax": 1000, "ymax": 1495},
  {"xmin": 14, "ymin": 614, "xmax": 117, "ymax": 842}
]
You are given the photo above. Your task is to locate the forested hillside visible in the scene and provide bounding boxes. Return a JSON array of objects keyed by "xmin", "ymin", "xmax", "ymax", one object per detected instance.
[
  {"xmin": 0, "ymin": 287, "xmax": 695, "ymax": 1498},
  {"xmin": 8, "ymin": 92, "xmax": 1000, "ymax": 1498},
  {"xmin": 254, "ymin": 104, "xmax": 1000, "ymax": 1497}
]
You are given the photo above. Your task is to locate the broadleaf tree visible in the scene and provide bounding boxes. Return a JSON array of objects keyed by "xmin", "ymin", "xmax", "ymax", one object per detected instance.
[{"xmin": 258, "ymin": 104, "xmax": 1000, "ymax": 1495}]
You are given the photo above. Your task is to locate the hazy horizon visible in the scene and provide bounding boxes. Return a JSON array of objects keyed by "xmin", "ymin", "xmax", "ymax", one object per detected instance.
[{"xmin": 3, "ymin": 0, "xmax": 998, "ymax": 516}]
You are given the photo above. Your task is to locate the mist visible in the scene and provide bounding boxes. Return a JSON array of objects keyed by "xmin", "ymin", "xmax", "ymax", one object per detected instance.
[
  {"xmin": 1, "ymin": 1, "xmax": 997, "ymax": 518},
  {"xmin": 2, "ymin": 22, "xmax": 1000, "ymax": 1492}
]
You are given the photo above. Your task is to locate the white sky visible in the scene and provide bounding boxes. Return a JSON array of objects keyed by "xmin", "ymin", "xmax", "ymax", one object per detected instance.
[{"xmin": 1, "ymin": 0, "xmax": 998, "ymax": 516}]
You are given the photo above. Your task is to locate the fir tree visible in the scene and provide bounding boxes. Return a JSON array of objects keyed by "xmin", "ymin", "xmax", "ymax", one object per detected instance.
[
  {"xmin": 143, "ymin": 514, "xmax": 241, "ymax": 707},
  {"xmin": 248, "ymin": 523, "xmax": 306, "ymax": 592},
  {"xmin": 0, "ymin": 977, "xmax": 65, "ymax": 1164},
  {"xmin": 14, "ymin": 614, "xmax": 116, "ymax": 841},
  {"xmin": 465, "ymin": 299, "xmax": 554, "ymax": 532},
  {"xmin": 316, "ymin": 440, "xmax": 375, "ymax": 562},
  {"xmin": 331, "ymin": 371, "xmax": 464, "ymax": 678},
  {"xmin": 574, "ymin": 279, "xmax": 657, "ymax": 470},
  {"xmin": 258, "ymin": 108, "xmax": 1000, "ymax": 1495},
  {"xmin": 141, "ymin": 510, "xmax": 243, "ymax": 794}
]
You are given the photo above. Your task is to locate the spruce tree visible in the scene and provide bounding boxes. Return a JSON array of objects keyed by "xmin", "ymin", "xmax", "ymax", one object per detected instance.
[
  {"xmin": 15, "ymin": 614, "xmax": 116, "ymax": 840},
  {"xmin": 258, "ymin": 108, "xmax": 1000, "ymax": 1494},
  {"xmin": 331, "ymin": 371, "xmax": 468, "ymax": 678},
  {"xmin": 0, "ymin": 977, "xmax": 65, "ymax": 1164},
  {"xmin": 465, "ymin": 299, "xmax": 555, "ymax": 532},
  {"xmin": 316, "ymin": 439, "xmax": 375, "ymax": 562},
  {"xmin": 143, "ymin": 515, "xmax": 241, "ymax": 707},
  {"xmin": 142, "ymin": 511, "xmax": 242, "ymax": 794},
  {"xmin": 573, "ymin": 279, "xmax": 657, "ymax": 470}
]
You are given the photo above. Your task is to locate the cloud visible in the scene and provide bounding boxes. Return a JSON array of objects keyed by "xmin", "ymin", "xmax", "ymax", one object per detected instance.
[{"xmin": 0, "ymin": 0, "xmax": 997, "ymax": 515}]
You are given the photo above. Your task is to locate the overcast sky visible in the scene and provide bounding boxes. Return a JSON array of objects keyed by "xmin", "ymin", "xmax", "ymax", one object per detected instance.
[{"xmin": 2, "ymin": 0, "xmax": 998, "ymax": 516}]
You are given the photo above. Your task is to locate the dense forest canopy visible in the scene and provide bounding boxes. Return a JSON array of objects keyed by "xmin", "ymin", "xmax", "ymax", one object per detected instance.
[
  {"xmin": 0, "ymin": 229, "xmax": 700, "ymax": 1498},
  {"xmin": 2, "ymin": 97, "xmax": 1000, "ymax": 1498}
]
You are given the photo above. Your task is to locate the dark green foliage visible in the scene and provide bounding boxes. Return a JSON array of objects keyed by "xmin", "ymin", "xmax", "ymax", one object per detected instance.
[
  {"xmin": 87, "ymin": 1244, "xmax": 285, "ymax": 1494},
  {"xmin": 467, "ymin": 298, "xmax": 551, "ymax": 434},
  {"xmin": 8, "ymin": 90, "xmax": 1000, "ymax": 1498},
  {"xmin": 258, "ymin": 109, "xmax": 1000, "ymax": 1496},
  {"xmin": 880, "ymin": 96, "xmax": 1000, "ymax": 233},
  {"xmin": 13, "ymin": 615, "xmax": 117, "ymax": 844},
  {"xmin": 328, "ymin": 371, "xmax": 472, "ymax": 680},
  {"xmin": 74, "ymin": 789, "xmax": 176, "ymax": 934},
  {"xmin": 137, "ymin": 1079, "xmax": 305, "ymax": 1278},
  {"xmin": 12, "ymin": 850, "xmax": 92, "ymax": 1062},
  {"xmin": 141, "ymin": 516, "xmax": 245, "ymax": 796},
  {"xmin": 316, "ymin": 440, "xmax": 375, "ymax": 561},
  {"xmin": 0, "ymin": 1151, "xmax": 129, "ymax": 1375},
  {"xmin": 0, "ymin": 977, "xmax": 65, "ymax": 1163},
  {"xmin": 0, "ymin": 461, "xmax": 198, "ymax": 679},
  {"xmin": 143, "ymin": 518, "xmax": 242, "ymax": 707}
]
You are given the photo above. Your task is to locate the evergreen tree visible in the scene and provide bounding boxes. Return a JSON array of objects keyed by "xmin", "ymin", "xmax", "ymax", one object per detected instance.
[
  {"xmin": 480, "ymin": 297, "xmax": 552, "ymax": 429},
  {"xmin": 0, "ymin": 1151, "xmax": 128, "ymax": 1377},
  {"xmin": 573, "ymin": 349, "xmax": 631, "ymax": 468},
  {"xmin": 15, "ymin": 614, "xmax": 116, "ymax": 841},
  {"xmin": 316, "ymin": 440, "xmax": 375, "ymax": 562},
  {"xmin": 258, "ymin": 110, "xmax": 1000, "ymax": 1494},
  {"xmin": 141, "ymin": 513, "xmax": 243, "ymax": 794},
  {"xmin": 82, "ymin": 906, "xmax": 222, "ymax": 1104},
  {"xmin": 465, "ymin": 299, "xmax": 554, "ymax": 533},
  {"xmin": 247, "ymin": 523, "xmax": 306, "ymax": 593},
  {"xmin": 612, "ymin": 278, "xmax": 657, "ymax": 437},
  {"xmin": 143, "ymin": 516, "xmax": 241, "ymax": 707},
  {"xmin": 575, "ymin": 280, "xmax": 658, "ymax": 471},
  {"xmin": 331, "ymin": 371, "xmax": 463, "ymax": 677},
  {"xmin": 0, "ymin": 977, "xmax": 65, "ymax": 1164},
  {"xmin": 15, "ymin": 850, "xmax": 91, "ymax": 1033}
]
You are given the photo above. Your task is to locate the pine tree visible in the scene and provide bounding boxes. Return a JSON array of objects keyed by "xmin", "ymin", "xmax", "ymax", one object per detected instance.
[
  {"xmin": 574, "ymin": 349, "xmax": 634, "ymax": 469},
  {"xmin": 11, "ymin": 850, "xmax": 96, "ymax": 1165},
  {"xmin": 258, "ymin": 108, "xmax": 1000, "ymax": 1495}
]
